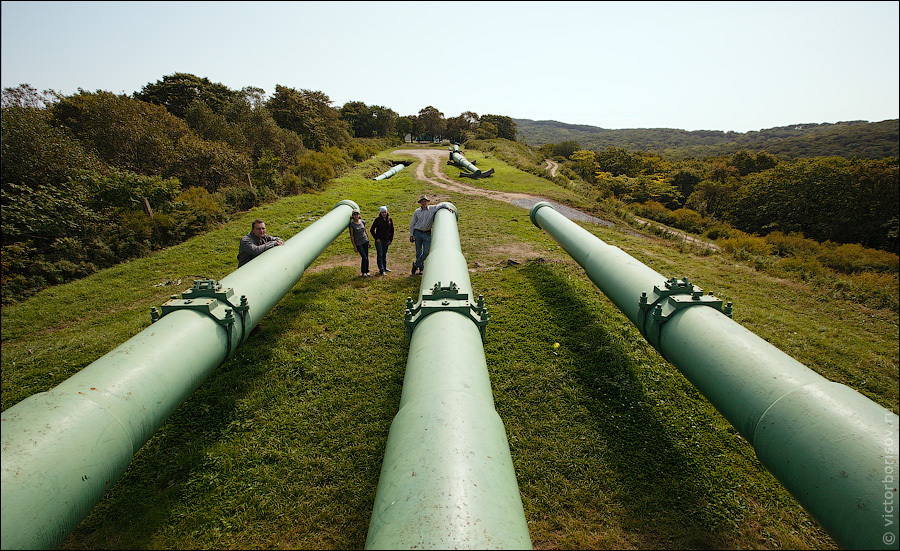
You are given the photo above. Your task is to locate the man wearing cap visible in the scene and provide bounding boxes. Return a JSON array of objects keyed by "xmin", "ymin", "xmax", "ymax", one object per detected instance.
[{"xmin": 408, "ymin": 194, "xmax": 454, "ymax": 275}]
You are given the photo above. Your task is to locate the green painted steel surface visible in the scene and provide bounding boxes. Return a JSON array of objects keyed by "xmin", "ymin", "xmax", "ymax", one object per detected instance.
[
  {"xmin": 0, "ymin": 200, "xmax": 359, "ymax": 550},
  {"xmin": 374, "ymin": 164, "xmax": 405, "ymax": 180},
  {"xmin": 449, "ymin": 150, "xmax": 482, "ymax": 176},
  {"xmin": 530, "ymin": 201, "xmax": 899, "ymax": 550},
  {"xmin": 366, "ymin": 206, "xmax": 532, "ymax": 549}
]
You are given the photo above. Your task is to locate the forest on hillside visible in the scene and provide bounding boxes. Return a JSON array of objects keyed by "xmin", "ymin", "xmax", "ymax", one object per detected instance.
[
  {"xmin": 2, "ymin": 73, "xmax": 897, "ymax": 306},
  {"xmin": 515, "ymin": 118, "xmax": 900, "ymax": 160}
]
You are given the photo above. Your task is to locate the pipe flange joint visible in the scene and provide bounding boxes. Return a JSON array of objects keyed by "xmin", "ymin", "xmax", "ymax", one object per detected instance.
[
  {"xmin": 637, "ymin": 276, "xmax": 732, "ymax": 346},
  {"xmin": 403, "ymin": 281, "xmax": 489, "ymax": 342},
  {"xmin": 150, "ymin": 279, "xmax": 250, "ymax": 357}
]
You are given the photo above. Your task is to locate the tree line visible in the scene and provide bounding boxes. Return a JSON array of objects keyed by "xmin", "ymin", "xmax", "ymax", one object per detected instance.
[
  {"xmin": 518, "ymin": 118, "xmax": 899, "ymax": 160},
  {"xmin": 541, "ymin": 143, "xmax": 898, "ymax": 253},
  {"xmin": 1, "ymin": 73, "xmax": 517, "ymax": 304}
]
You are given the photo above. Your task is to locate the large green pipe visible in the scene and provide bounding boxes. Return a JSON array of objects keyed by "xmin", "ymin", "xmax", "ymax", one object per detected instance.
[
  {"xmin": 365, "ymin": 205, "xmax": 531, "ymax": 549},
  {"xmin": 448, "ymin": 144, "xmax": 484, "ymax": 177},
  {"xmin": 530, "ymin": 201, "xmax": 898, "ymax": 550},
  {"xmin": 0, "ymin": 200, "xmax": 360, "ymax": 550},
  {"xmin": 373, "ymin": 163, "xmax": 405, "ymax": 181}
]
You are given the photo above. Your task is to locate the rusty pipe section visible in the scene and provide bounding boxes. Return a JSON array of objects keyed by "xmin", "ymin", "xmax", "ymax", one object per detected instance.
[
  {"xmin": 365, "ymin": 205, "xmax": 531, "ymax": 549},
  {"xmin": 530, "ymin": 201, "xmax": 898, "ymax": 550}
]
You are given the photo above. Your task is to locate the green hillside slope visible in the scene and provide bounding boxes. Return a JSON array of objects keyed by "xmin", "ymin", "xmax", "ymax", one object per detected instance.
[
  {"xmin": 516, "ymin": 118, "xmax": 900, "ymax": 159},
  {"xmin": 2, "ymin": 147, "xmax": 896, "ymax": 549}
]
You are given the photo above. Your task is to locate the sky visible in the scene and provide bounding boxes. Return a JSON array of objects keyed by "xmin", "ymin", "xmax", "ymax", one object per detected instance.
[{"xmin": 1, "ymin": 1, "xmax": 898, "ymax": 133}]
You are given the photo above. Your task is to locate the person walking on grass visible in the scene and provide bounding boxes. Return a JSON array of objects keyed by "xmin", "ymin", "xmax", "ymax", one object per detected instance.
[
  {"xmin": 408, "ymin": 194, "xmax": 454, "ymax": 275},
  {"xmin": 237, "ymin": 219, "xmax": 284, "ymax": 268},
  {"xmin": 348, "ymin": 208, "xmax": 371, "ymax": 277},
  {"xmin": 370, "ymin": 205, "xmax": 394, "ymax": 276}
]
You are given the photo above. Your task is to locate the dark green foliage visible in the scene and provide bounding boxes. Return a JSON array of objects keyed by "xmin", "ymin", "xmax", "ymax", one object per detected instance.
[
  {"xmin": 238, "ymin": 104, "xmax": 306, "ymax": 163},
  {"xmin": 1, "ymin": 181, "xmax": 105, "ymax": 300},
  {"xmin": 517, "ymin": 118, "xmax": 899, "ymax": 160},
  {"xmin": 1, "ymin": 105, "xmax": 102, "ymax": 188},
  {"xmin": 594, "ymin": 146, "xmax": 647, "ymax": 177},
  {"xmin": 169, "ymin": 133, "xmax": 250, "ymax": 193},
  {"xmin": 289, "ymin": 150, "xmax": 337, "ymax": 191},
  {"xmin": 134, "ymin": 73, "xmax": 242, "ymax": 119},
  {"xmin": 339, "ymin": 101, "xmax": 398, "ymax": 139},
  {"xmin": 416, "ymin": 106, "xmax": 446, "ymax": 140},
  {"xmin": 71, "ymin": 167, "xmax": 182, "ymax": 215},
  {"xmin": 722, "ymin": 157, "xmax": 899, "ymax": 251},
  {"xmin": 552, "ymin": 140, "xmax": 580, "ymax": 159},
  {"xmin": 183, "ymin": 99, "xmax": 248, "ymax": 150},
  {"xmin": 267, "ymin": 85, "xmax": 350, "ymax": 150},
  {"xmin": 52, "ymin": 90, "xmax": 191, "ymax": 175},
  {"xmin": 480, "ymin": 114, "xmax": 517, "ymax": 141}
]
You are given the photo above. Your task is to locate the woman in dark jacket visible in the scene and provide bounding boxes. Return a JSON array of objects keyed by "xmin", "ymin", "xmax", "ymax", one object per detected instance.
[{"xmin": 370, "ymin": 206, "xmax": 395, "ymax": 276}]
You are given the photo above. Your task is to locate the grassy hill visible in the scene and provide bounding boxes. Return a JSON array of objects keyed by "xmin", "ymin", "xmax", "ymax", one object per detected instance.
[
  {"xmin": 515, "ymin": 118, "xmax": 900, "ymax": 159},
  {"xmin": 2, "ymin": 145, "xmax": 897, "ymax": 549}
]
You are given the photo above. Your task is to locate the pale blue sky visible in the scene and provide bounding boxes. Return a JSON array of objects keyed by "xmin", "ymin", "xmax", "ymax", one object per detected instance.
[{"xmin": 2, "ymin": 1, "xmax": 897, "ymax": 133}]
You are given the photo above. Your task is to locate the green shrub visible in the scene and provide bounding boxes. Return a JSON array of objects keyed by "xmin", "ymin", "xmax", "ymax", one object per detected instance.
[
  {"xmin": 671, "ymin": 208, "xmax": 705, "ymax": 234},
  {"xmin": 819, "ymin": 241, "xmax": 899, "ymax": 274},
  {"xmin": 763, "ymin": 231, "xmax": 821, "ymax": 258},
  {"xmin": 842, "ymin": 271, "xmax": 899, "ymax": 311},
  {"xmin": 776, "ymin": 255, "xmax": 825, "ymax": 280},
  {"xmin": 221, "ymin": 185, "xmax": 259, "ymax": 212},
  {"xmin": 292, "ymin": 151, "xmax": 336, "ymax": 191},
  {"xmin": 719, "ymin": 234, "xmax": 774, "ymax": 256},
  {"xmin": 173, "ymin": 186, "xmax": 226, "ymax": 239}
]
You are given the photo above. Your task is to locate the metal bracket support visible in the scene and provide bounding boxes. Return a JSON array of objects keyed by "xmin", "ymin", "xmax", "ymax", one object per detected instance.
[
  {"xmin": 150, "ymin": 279, "xmax": 251, "ymax": 357},
  {"xmin": 637, "ymin": 276, "xmax": 733, "ymax": 348},
  {"xmin": 403, "ymin": 281, "xmax": 489, "ymax": 342}
]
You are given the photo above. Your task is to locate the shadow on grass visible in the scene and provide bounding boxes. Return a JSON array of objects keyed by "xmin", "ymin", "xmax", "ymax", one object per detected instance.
[
  {"xmin": 62, "ymin": 267, "xmax": 413, "ymax": 549},
  {"xmin": 520, "ymin": 260, "xmax": 736, "ymax": 548}
]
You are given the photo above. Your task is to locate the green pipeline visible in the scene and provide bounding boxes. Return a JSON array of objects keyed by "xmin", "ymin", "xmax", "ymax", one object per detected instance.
[
  {"xmin": 373, "ymin": 164, "xmax": 406, "ymax": 180},
  {"xmin": 0, "ymin": 200, "xmax": 359, "ymax": 550},
  {"xmin": 366, "ymin": 206, "xmax": 532, "ymax": 549},
  {"xmin": 449, "ymin": 149, "xmax": 482, "ymax": 176},
  {"xmin": 530, "ymin": 201, "xmax": 899, "ymax": 551}
]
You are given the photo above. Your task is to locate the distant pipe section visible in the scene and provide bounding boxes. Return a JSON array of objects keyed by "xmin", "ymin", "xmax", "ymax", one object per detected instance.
[
  {"xmin": 448, "ymin": 144, "xmax": 493, "ymax": 178},
  {"xmin": 365, "ymin": 205, "xmax": 531, "ymax": 549},
  {"xmin": 529, "ymin": 201, "xmax": 898, "ymax": 550},
  {"xmin": 0, "ymin": 200, "xmax": 360, "ymax": 550},
  {"xmin": 373, "ymin": 164, "xmax": 406, "ymax": 181}
]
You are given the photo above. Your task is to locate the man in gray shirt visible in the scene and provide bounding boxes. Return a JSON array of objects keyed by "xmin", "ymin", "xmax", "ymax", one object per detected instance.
[
  {"xmin": 237, "ymin": 219, "xmax": 284, "ymax": 267},
  {"xmin": 408, "ymin": 194, "xmax": 454, "ymax": 275}
]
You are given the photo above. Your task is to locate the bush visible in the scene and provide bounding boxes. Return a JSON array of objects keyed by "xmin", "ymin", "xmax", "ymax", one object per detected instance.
[
  {"xmin": 776, "ymin": 255, "xmax": 825, "ymax": 280},
  {"xmin": 173, "ymin": 186, "xmax": 226, "ymax": 239},
  {"xmin": 221, "ymin": 185, "xmax": 259, "ymax": 212},
  {"xmin": 719, "ymin": 234, "xmax": 774, "ymax": 256},
  {"xmin": 818, "ymin": 241, "xmax": 899, "ymax": 274},
  {"xmin": 763, "ymin": 231, "xmax": 821, "ymax": 258},
  {"xmin": 292, "ymin": 151, "xmax": 336, "ymax": 191},
  {"xmin": 671, "ymin": 208, "xmax": 705, "ymax": 234}
]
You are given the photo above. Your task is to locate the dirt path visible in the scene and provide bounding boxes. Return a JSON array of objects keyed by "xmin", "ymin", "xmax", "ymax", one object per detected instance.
[
  {"xmin": 391, "ymin": 148, "xmax": 617, "ymax": 227},
  {"xmin": 544, "ymin": 159, "xmax": 559, "ymax": 177},
  {"xmin": 391, "ymin": 147, "xmax": 718, "ymax": 250}
]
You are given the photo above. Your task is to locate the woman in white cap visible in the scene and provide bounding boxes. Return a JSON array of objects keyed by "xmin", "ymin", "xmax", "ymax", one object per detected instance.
[
  {"xmin": 370, "ymin": 206, "xmax": 394, "ymax": 276},
  {"xmin": 347, "ymin": 208, "xmax": 371, "ymax": 277}
]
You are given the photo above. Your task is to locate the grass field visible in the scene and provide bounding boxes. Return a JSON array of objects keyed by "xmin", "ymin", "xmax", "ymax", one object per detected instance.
[{"xmin": 2, "ymin": 146, "xmax": 897, "ymax": 549}]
